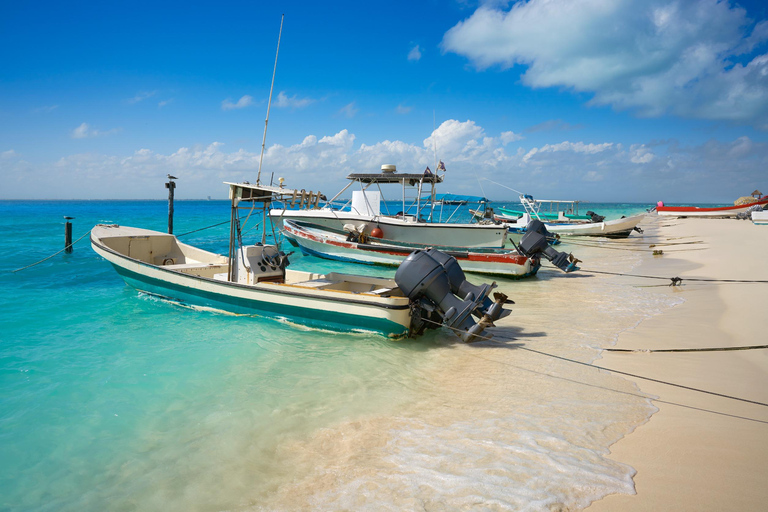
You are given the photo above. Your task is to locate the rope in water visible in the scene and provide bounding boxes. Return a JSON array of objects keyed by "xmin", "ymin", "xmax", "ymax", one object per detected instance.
[
  {"xmin": 422, "ymin": 318, "xmax": 768, "ymax": 407},
  {"xmin": 577, "ymin": 268, "xmax": 768, "ymax": 285},
  {"xmin": 10, "ymin": 231, "xmax": 92, "ymax": 273}
]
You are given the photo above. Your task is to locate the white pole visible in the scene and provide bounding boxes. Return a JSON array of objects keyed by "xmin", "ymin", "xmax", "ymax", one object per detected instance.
[{"xmin": 257, "ymin": 14, "xmax": 284, "ymax": 185}]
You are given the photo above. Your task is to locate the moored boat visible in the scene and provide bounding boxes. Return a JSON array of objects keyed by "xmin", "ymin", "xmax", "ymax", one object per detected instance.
[
  {"xmin": 282, "ymin": 219, "xmax": 540, "ymax": 278},
  {"xmin": 269, "ymin": 164, "xmax": 509, "ymax": 249},
  {"xmin": 92, "ymin": 182, "xmax": 512, "ymax": 342},
  {"xmin": 656, "ymin": 196, "xmax": 768, "ymax": 217}
]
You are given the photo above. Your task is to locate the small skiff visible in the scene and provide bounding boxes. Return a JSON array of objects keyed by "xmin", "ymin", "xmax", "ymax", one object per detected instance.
[{"xmin": 505, "ymin": 212, "xmax": 646, "ymax": 238}]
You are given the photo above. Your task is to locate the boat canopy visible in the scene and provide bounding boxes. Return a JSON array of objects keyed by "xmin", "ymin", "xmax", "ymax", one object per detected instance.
[{"xmin": 346, "ymin": 172, "xmax": 443, "ymax": 185}]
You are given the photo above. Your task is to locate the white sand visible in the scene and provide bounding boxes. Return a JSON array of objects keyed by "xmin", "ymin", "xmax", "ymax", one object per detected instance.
[{"xmin": 588, "ymin": 217, "xmax": 768, "ymax": 511}]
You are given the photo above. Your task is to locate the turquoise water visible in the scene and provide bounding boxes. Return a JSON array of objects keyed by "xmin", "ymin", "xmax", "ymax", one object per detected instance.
[{"xmin": 1, "ymin": 201, "xmax": 687, "ymax": 510}]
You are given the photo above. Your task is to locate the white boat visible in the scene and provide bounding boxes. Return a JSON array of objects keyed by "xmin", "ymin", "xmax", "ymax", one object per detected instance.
[
  {"xmin": 282, "ymin": 219, "xmax": 540, "ymax": 278},
  {"xmin": 753, "ymin": 210, "xmax": 768, "ymax": 225},
  {"xmin": 269, "ymin": 164, "xmax": 509, "ymax": 248},
  {"xmin": 505, "ymin": 212, "xmax": 646, "ymax": 238},
  {"xmin": 92, "ymin": 182, "xmax": 512, "ymax": 342}
]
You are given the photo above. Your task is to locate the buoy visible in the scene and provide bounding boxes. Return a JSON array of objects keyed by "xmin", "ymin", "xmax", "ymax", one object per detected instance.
[
  {"xmin": 657, "ymin": 201, "xmax": 664, "ymax": 207},
  {"xmin": 371, "ymin": 227, "xmax": 384, "ymax": 238}
]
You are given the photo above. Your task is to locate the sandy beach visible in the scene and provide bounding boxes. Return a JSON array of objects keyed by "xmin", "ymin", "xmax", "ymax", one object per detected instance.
[{"xmin": 588, "ymin": 216, "xmax": 768, "ymax": 511}]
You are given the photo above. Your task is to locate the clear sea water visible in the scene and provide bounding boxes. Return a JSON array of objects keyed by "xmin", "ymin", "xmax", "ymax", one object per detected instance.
[{"xmin": 0, "ymin": 200, "xmax": 696, "ymax": 511}]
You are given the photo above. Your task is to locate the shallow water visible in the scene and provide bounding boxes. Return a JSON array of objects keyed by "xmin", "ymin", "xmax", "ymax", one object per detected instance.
[{"xmin": 1, "ymin": 201, "xmax": 685, "ymax": 510}]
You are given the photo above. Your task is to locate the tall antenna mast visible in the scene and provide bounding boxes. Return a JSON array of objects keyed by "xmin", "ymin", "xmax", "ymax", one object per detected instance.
[
  {"xmin": 433, "ymin": 110, "xmax": 437, "ymax": 171},
  {"xmin": 256, "ymin": 14, "xmax": 284, "ymax": 185}
]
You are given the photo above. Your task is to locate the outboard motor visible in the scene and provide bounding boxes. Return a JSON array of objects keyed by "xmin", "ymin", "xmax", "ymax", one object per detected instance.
[
  {"xmin": 395, "ymin": 249, "xmax": 512, "ymax": 342},
  {"xmin": 518, "ymin": 220, "xmax": 579, "ymax": 273},
  {"xmin": 586, "ymin": 211, "xmax": 605, "ymax": 223}
]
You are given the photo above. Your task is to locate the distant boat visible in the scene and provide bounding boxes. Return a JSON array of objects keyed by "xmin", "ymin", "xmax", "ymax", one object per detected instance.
[{"xmin": 656, "ymin": 197, "xmax": 768, "ymax": 218}]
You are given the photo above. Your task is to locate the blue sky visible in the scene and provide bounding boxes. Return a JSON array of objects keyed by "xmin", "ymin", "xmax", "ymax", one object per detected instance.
[{"xmin": 2, "ymin": 0, "xmax": 767, "ymax": 202}]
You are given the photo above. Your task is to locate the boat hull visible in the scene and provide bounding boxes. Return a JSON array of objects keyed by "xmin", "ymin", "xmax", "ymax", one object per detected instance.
[
  {"xmin": 270, "ymin": 209, "xmax": 508, "ymax": 248},
  {"xmin": 657, "ymin": 198, "xmax": 768, "ymax": 217},
  {"xmin": 752, "ymin": 210, "xmax": 768, "ymax": 225},
  {"xmin": 282, "ymin": 221, "xmax": 538, "ymax": 279},
  {"xmin": 91, "ymin": 227, "xmax": 412, "ymax": 337},
  {"xmin": 506, "ymin": 213, "xmax": 646, "ymax": 238}
]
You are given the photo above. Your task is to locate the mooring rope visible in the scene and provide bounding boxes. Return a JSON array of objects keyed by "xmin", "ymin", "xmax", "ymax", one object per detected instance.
[
  {"xmin": 605, "ymin": 344, "xmax": 768, "ymax": 353},
  {"xmin": 9, "ymin": 231, "xmax": 92, "ymax": 273},
  {"xmin": 420, "ymin": 317, "xmax": 768, "ymax": 407}
]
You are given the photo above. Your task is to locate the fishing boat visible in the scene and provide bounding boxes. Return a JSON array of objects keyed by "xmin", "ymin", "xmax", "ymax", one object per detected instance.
[
  {"xmin": 92, "ymin": 182, "xmax": 512, "ymax": 342},
  {"xmin": 505, "ymin": 212, "xmax": 645, "ymax": 238},
  {"xmin": 752, "ymin": 210, "xmax": 768, "ymax": 225},
  {"xmin": 282, "ymin": 218, "xmax": 579, "ymax": 276},
  {"xmin": 269, "ymin": 164, "xmax": 509, "ymax": 249},
  {"xmin": 283, "ymin": 220, "xmax": 538, "ymax": 278},
  {"xmin": 656, "ymin": 197, "xmax": 768, "ymax": 217},
  {"xmin": 498, "ymin": 195, "xmax": 591, "ymax": 223}
]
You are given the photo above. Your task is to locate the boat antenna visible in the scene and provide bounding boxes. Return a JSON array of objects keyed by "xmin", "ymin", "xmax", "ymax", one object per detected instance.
[
  {"xmin": 433, "ymin": 110, "xmax": 437, "ymax": 172},
  {"xmin": 256, "ymin": 14, "xmax": 284, "ymax": 186},
  {"xmin": 481, "ymin": 177, "xmax": 524, "ymax": 196}
]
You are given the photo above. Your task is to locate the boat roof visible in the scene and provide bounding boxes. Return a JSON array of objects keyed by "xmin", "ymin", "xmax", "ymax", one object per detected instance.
[
  {"xmin": 224, "ymin": 181, "xmax": 316, "ymax": 202},
  {"xmin": 346, "ymin": 171, "xmax": 443, "ymax": 185}
]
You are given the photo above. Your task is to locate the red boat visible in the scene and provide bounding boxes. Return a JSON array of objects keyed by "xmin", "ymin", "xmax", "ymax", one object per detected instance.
[{"xmin": 656, "ymin": 196, "xmax": 768, "ymax": 217}]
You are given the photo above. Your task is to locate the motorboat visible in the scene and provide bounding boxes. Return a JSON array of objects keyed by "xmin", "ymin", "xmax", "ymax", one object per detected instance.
[
  {"xmin": 92, "ymin": 182, "xmax": 512, "ymax": 342},
  {"xmin": 282, "ymin": 219, "xmax": 579, "ymax": 277},
  {"xmin": 268, "ymin": 164, "xmax": 509, "ymax": 249},
  {"xmin": 656, "ymin": 197, "xmax": 768, "ymax": 217}
]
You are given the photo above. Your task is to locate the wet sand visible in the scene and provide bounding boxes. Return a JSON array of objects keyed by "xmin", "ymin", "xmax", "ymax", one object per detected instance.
[{"xmin": 588, "ymin": 217, "xmax": 768, "ymax": 511}]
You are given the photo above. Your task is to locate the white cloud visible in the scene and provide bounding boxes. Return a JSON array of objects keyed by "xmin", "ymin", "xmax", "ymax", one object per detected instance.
[
  {"xmin": 2, "ymin": 149, "xmax": 18, "ymax": 159},
  {"xmin": 275, "ymin": 91, "xmax": 315, "ymax": 109},
  {"xmin": 396, "ymin": 104, "xmax": 412, "ymax": 114},
  {"xmin": 126, "ymin": 91, "xmax": 158, "ymax": 104},
  {"xmin": 339, "ymin": 102, "xmax": 359, "ymax": 118},
  {"xmin": 500, "ymin": 131, "xmax": 523, "ymax": 144},
  {"xmin": 71, "ymin": 122, "xmax": 121, "ymax": 139},
  {"xmin": 158, "ymin": 99, "xmax": 174, "ymax": 108},
  {"xmin": 222, "ymin": 95, "xmax": 255, "ymax": 111},
  {"xmin": 408, "ymin": 45, "xmax": 422, "ymax": 61},
  {"xmin": 442, "ymin": 0, "xmax": 768, "ymax": 126},
  {"xmin": 4, "ymin": 119, "xmax": 766, "ymax": 202}
]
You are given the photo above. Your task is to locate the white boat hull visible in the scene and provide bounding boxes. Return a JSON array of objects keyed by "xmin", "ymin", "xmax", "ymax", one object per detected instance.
[
  {"xmin": 506, "ymin": 213, "xmax": 646, "ymax": 238},
  {"xmin": 752, "ymin": 210, "xmax": 768, "ymax": 225},
  {"xmin": 270, "ymin": 208, "xmax": 508, "ymax": 248}
]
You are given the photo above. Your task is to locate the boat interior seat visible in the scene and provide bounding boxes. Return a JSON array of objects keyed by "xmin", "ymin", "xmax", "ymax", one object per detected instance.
[
  {"xmin": 370, "ymin": 287, "xmax": 394, "ymax": 296},
  {"xmin": 290, "ymin": 278, "xmax": 336, "ymax": 289}
]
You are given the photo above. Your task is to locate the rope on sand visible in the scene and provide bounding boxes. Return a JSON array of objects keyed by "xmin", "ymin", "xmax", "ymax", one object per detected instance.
[
  {"xmin": 421, "ymin": 318, "xmax": 768, "ymax": 407},
  {"xmin": 605, "ymin": 344, "xmax": 768, "ymax": 353}
]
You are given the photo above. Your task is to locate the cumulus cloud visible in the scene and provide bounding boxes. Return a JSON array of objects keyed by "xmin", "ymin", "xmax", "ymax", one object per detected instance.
[
  {"xmin": 500, "ymin": 131, "xmax": 524, "ymax": 144},
  {"xmin": 222, "ymin": 95, "xmax": 255, "ymax": 111},
  {"xmin": 442, "ymin": 0, "xmax": 768, "ymax": 126},
  {"xmin": 4, "ymin": 119, "xmax": 766, "ymax": 201},
  {"xmin": 71, "ymin": 122, "xmax": 120, "ymax": 139},
  {"xmin": 408, "ymin": 45, "xmax": 422, "ymax": 61},
  {"xmin": 275, "ymin": 91, "xmax": 315, "ymax": 108}
]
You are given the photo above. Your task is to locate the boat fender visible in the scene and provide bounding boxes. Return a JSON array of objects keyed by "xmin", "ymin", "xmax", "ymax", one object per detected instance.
[
  {"xmin": 290, "ymin": 190, "xmax": 298, "ymax": 208},
  {"xmin": 299, "ymin": 189, "xmax": 307, "ymax": 208},
  {"xmin": 371, "ymin": 227, "xmax": 383, "ymax": 238}
]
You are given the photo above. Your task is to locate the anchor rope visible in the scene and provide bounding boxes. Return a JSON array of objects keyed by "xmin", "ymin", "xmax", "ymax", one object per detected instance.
[
  {"xmin": 9, "ymin": 231, "xmax": 92, "ymax": 273},
  {"xmin": 420, "ymin": 317, "xmax": 768, "ymax": 407},
  {"xmin": 605, "ymin": 344, "xmax": 768, "ymax": 353}
]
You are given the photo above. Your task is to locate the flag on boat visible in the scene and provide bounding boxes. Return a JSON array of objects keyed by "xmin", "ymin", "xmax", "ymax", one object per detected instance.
[
  {"xmin": 437, "ymin": 160, "xmax": 446, "ymax": 172},
  {"xmin": 423, "ymin": 166, "xmax": 432, "ymax": 175}
]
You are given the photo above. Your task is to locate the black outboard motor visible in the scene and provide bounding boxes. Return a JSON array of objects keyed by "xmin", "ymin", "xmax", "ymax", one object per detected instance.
[
  {"xmin": 518, "ymin": 220, "xmax": 578, "ymax": 273},
  {"xmin": 586, "ymin": 211, "xmax": 605, "ymax": 223},
  {"xmin": 395, "ymin": 249, "xmax": 511, "ymax": 342}
]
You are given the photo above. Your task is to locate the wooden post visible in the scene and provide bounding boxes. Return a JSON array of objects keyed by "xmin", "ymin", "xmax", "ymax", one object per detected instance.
[
  {"xmin": 64, "ymin": 216, "xmax": 74, "ymax": 253},
  {"xmin": 165, "ymin": 177, "xmax": 176, "ymax": 234}
]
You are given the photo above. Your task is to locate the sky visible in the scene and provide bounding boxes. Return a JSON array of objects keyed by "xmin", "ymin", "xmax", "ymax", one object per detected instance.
[{"xmin": 1, "ymin": 0, "xmax": 767, "ymax": 202}]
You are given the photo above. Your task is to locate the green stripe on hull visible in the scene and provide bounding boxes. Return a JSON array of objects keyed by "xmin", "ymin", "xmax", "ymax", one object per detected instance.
[{"xmin": 112, "ymin": 264, "xmax": 410, "ymax": 338}]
